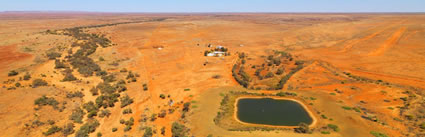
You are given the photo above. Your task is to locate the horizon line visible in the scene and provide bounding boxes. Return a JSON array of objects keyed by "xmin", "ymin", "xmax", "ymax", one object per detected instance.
[{"xmin": 2, "ymin": 10, "xmax": 425, "ymax": 14}]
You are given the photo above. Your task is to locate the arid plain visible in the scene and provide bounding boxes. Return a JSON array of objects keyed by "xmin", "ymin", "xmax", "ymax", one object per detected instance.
[{"xmin": 1, "ymin": 13, "xmax": 425, "ymax": 137}]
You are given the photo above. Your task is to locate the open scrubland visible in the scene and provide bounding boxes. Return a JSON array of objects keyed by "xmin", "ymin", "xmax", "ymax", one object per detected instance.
[{"xmin": 1, "ymin": 12, "xmax": 425, "ymax": 137}]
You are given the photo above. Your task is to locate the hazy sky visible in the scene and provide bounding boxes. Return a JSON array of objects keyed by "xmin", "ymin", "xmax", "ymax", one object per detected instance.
[{"xmin": 1, "ymin": 0, "xmax": 424, "ymax": 12}]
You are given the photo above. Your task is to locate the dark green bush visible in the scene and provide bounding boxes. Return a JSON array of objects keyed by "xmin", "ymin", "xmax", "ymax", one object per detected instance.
[
  {"xmin": 8, "ymin": 70, "xmax": 19, "ymax": 76},
  {"xmin": 171, "ymin": 122, "xmax": 187, "ymax": 137},
  {"xmin": 62, "ymin": 123, "xmax": 75, "ymax": 136},
  {"xmin": 99, "ymin": 109, "xmax": 111, "ymax": 118},
  {"xmin": 54, "ymin": 59, "xmax": 67, "ymax": 69},
  {"xmin": 46, "ymin": 51, "xmax": 62, "ymax": 60},
  {"xmin": 66, "ymin": 91, "xmax": 84, "ymax": 98},
  {"xmin": 75, "ymin": 119, "xmax": 100, "ymax": 137},
  {"xmin": 69, "ymin": 107, "xmax": 85, "ymax": 123},
  {"xmin": 32, "ymin": 79, "xmax": 48, "ymax": 88},
  {"xmin": 120, "ymin": 94, "xmax": 134, "ymax": 108},
  {"xmin": 34, "ymin": 96, "xmax": 59, "ymax": 109},
  {"xmin": 23, "ymin": 73, "xmax": 31, "ymax": 80},
  {"xmin": 122, "ymin": 108, "xmax": 132, "ymax": 114},
  {"xmin": 43, "ymin": 125, "xmax": 62, "ymax": 136},
  {"xmin": 83, "ymin": 101, "xmax": 99, "ymax": 118},
  {"xmin": 327, "ymin": 124, "xmax": 340, "ymax": 132},
  {"xmin": 143, "ymin": 127, "xmax": 153, "ymax": 137},
  {"xmin": 183, "ymin": 102, "xmax": 191, "ymax": 112}
]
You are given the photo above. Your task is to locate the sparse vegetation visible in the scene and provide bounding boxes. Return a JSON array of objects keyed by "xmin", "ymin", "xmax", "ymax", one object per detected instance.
[
  {"xmin": 34, "ymin": 96, "xmax": 59, "ymax": 109},
  {"xmin": 120, "ymin": 94, "xmax": 134, "ymax": 108},
  {"xmin": 69, "ymin": 107, "xmax": 85, "ymax": 123},
  {"xmin": 370, "ymin": 131, "xmax": 388, "ymax": 137},
  {"xmin": 62, "ymin": 123, "xmax": 75, "ymax": 136},
  {"xmin": 171, "ymin": 122, "xmax": 188, "ymax": 137},
  {"xmin": 32, "ymin": 79, "xmax": 48, "ymax": 88},
  {"xmin": 327, "ymin": 124, "xmax": 339, "ymax": 132},
  {"xmin": 43, "ymin": 125, "xmax": 62, "ymax": 136},
  {"xmin": 75, "ymin": 119, "xmax": 100, "ymax": 137}
]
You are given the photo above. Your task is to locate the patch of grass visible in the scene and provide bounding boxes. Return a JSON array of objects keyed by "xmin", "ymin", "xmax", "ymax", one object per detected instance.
[
  {"xmin": 321, "ymin": 131, "xmax": 331, "ymax": 134},
  {"xmin": 341, "ymin": 106, "xmax": 352, "ymax": 110},
  {"xmin": 184, "ymin": 88, "xmax": 190, "ymax": 91},
  {"xmin": 327, "ymin": 124, "xmax": 339, "ymax": 132},
  {"xmin": 321, "ymin": 114, "xmax": 328, "ymax": 119},
  {"xmin": 370, "ymin": 131, "xmax": 388, "ymax": 137},
  {"xmin": 352, "ymin": 107, "xmax": 361, "ymax": 113}
]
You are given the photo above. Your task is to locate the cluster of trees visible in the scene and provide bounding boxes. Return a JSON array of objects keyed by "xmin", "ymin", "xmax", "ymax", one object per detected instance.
[
  {"xmin": 171, "ymin": 122, "xmax": 188, "ymax": 137},
  {"xmin": 34, "ymin": 95, "xmax": 59, "ymax": 109},
  {"xmin": 66, "ymin": 91, "xmax": 84, "ymax": 98},
  {"xmin": 75, "ymin": 119, "xmax": 100, "ymax": 137},
  {"xmin": 46, "ymin": 51, "xmax": 62, "ymax": 60},
  {"xmin": 232, "ymin": 64, "xmax": 250, "ymax": 88},
  {"xmin": 275, "ymin": 61, "xmax": 304, "ymax": 90},
  {"xmin": 119, "ymin": 117, "xmax": 134, "ymax": 132}
]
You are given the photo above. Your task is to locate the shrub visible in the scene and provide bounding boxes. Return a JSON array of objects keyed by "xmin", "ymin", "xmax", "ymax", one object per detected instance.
[
  {"xmin": 161, "ymin": 127, "xmax": 166, "ymax": 135},
  {"xmin": 23, "ymin": 73, "xmax": 31, "ymax": 80},
  {"xmin": 43, "ymin": 125, "xmax": 62, "ymax": 136},
  {"xmin": 75, "ymin": 119, "xmax": 100, "ymax": 137},
  {"xmin": 95, "ymin": 93, "xmax": 120, "ymax": 108},
  {"xmin": 69, "ymin": 107, "xmax": 85, "ymax": 123},
  {"xmin": 112, "ymin": 128, "xmax": 117, "ymax": 132},
  {"xmin": 34, "ymin": 96, "xmax": 59, "ymax": 109},
  {"xmin": 321, "ymin": 131, "xmax": 330, "ymax": 134},
  {"xmin": 99, "ymin": 109, "xmax": 111, "ymax": 118},
  {"xmin": 62, "ymin": 123, "xmax": 75, "ymax": 136},
  {"xmin": 62, "ymin": 72, "xmax": 77, "ymax": 81},
  {"xmin": 327, "ymin": 124, "xmax": 340, "ymax": 132},
  {"xmin": 90, "ymin": 87, "xmax": 99, "ymax": 96},
  {"xmin": 97, "ymin": 132, "xmax": 102, "ymax": 137},
  {"xmin": 159, "ymin": 94, "xmax": 166, "ymax": 99},
  {"xmin": 123, "ymin": 108, "xmax": 132, "ymax": 114},
  {"xmin": 54, "ymin": 59, "xmax": 67, "ymax": 69},
  {"xmin": 8, "ymin": 70, "xmax": 19, "ymax": 76},
  {"xmin": 83, "ymin": 101, "xmax": 99, "ymax": 118},
  {"xmin": 101, "ymin": 74, "xmax": 116, "ymax": 83},
  {"xmin": 265, "ymin": 72, "xmax": 274, "ymax": 78},
  {"xmin": 143, "ymin": 84, "xmax": 148, "ymax": 91},
  {"xmin": 46, "ymin": 51, "xmax": 62, "ymax": 60},
  {"xmin": 120, "ymin": 94, "xmax": 134, "ymax": 108},
  {"xmin": 183, "ymin": 102, "xmax": 191, "ymax": 112},
  {"xmin": 171, "ymin": 122, "xmax": 187, "ymax": 137},
  {"xmin": 370, "ymin": 131, "xmax": 388, "ymax": 137},
  {"xmin": 341, "ymin": 106, "xmax": 352, "ymax": 110},
  {"xmin": 15, "ymin": 82, "xmax": 21, "ymax": 87},
  {"xmin": 66, "ymin": 91, "xmax": 84, "ymax": 98},
  {"xmin": 294, "ymin": 123, "xmax": 311, "ymax": 134},
  {"xmin": 158, "ymin": 110, "xmax": 167, "ymax": 118},
  {"xmin": 420, "ymin": 122, "xmax": 425, "ymax": 129},
  {"xmin": 96, "ymin": 82, "xmax": 116, "ymax": 94},
  {"xmin": 143, "ymin": 127, "xmax": 153, "ymax": 137},
  {"xmin": 276, "ymin": 68, "xmax": 284, "ymax": 75},
  {"xmin": 32, "ymin": 79, "xmax": 48, "ymax": 88}
]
